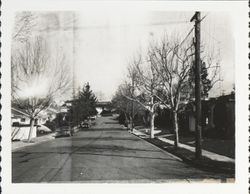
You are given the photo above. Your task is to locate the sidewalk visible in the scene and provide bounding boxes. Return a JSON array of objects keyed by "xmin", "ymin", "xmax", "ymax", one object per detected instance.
[
  {"xmin": 12, "ymin": 133, "xmax": 55, "ymax": 151},
  {"xmin": 131, "ymin": 128, "xmax": 235, "ymax": 174}
]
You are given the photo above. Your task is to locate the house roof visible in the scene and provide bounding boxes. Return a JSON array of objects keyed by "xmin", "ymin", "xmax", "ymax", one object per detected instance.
[
  {"xmin": 11, "ymin": 107, "xmax": 30, "ymax": 118},
  {"xmin": 12, "ymin": 104, "xmax": 59, "ymax": 119}
]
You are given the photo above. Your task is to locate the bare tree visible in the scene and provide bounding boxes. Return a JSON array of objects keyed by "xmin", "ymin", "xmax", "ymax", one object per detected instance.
[
  {"xmin": 124, "ymin": 56, "xmax": 162, "ymax": 138},
  {"xmin": 149, "ymin": 35, "xmax": 220, "ymax": 148},
  {"xmin": 112, "ymin": 80, "xmax": 144, "ymax": 128},
  {"xmin": 11, "ymin": 12, "xmax": 38, "ymax": 98},
  {"xmin": 126, "ymin": 63, "xmax": 139, "ymax": 129},
  {"xmin": 11, "ymin": 37, "xmax": 71, "ymax": 142},
  {"xmin": 112, "ymin": 83, "xmax": 133, "ymax": 125},
  {"xmin": 149, "ymin": 38, "xmax": 194, "ymax": 147},
  {"xmin": 12, "ymin": 12, "xmax": 37, "ymax": 43}
]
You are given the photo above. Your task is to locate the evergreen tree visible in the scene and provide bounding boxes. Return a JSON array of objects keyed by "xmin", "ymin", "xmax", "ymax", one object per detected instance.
[
  {"xmin": 68, "ymin": 83, "xmax": 97, "ymax": 125},
  {"xmin": 187, "ymin": 61, "xmax": 212, "ymax": 99},
  {"xmin": 78, "ymin": 82, "xmax": 98, "ymax": 119}
]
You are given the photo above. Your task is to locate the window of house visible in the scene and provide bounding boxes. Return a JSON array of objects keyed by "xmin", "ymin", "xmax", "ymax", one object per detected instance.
[{"xmin": 21, "ymin": 118, "xmax": 26, "ymax": 122}]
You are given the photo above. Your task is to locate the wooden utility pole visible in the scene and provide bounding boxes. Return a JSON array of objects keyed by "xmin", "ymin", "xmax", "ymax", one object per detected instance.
[
  {"xmin": 72, "ymin": 13, "xmax": 76, "ymax": 99},
  {"xmin": 191, "ymin": 11, "xmax": 202, "ymax": 159},
  {"xmin": 131, "ymin": 78, "xmax": 135, "ymax": 129},
  {"xmin": 130, "ymin": 70, "xmax": 136, "ymax": 130}
]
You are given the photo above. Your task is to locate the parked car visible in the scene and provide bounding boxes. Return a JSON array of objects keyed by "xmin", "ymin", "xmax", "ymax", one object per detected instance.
[
  {"xmin": 55, "ymin": 126, "xmax": 73, "ymax": 138},
  {"xmin": 90, "ymin": 115, "xmax": 96, "ymax": 121},
  {"xmin": 80, "ymin": 121, "xmax": 89, "ymax": 129},
  {"xmin": 37, "ymin": 124, "xmax": 52, "ymax": 134}
]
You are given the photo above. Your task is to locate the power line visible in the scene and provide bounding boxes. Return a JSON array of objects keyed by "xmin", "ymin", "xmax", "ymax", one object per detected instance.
[
  {"xmin": 38, "ymin": 20, "xmax": 192, "ymax": 33},
  {"xmin": 179, "ymin": 27, "xmax": 194, "ymax": 47},
  {"xmin": 178, "ymin": 13, "xmax": 209, "ymax": 48},
  {"xmin": 200, "ymin": 14, "xmax": 208, "ymax": 22}
]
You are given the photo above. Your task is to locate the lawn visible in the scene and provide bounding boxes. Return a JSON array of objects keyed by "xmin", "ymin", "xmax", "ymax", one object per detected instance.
[
  {"xmin": 134, "ymin": 126, "xmax": 235, "ymax": 159},
  {"xmin": 159, "ymin": 134, "xmax": 235, "ymax": 159}
]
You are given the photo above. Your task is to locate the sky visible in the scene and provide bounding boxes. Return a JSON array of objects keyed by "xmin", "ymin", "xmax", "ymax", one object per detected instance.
[{"xmin": 13, "ymin": 11, "xmax": 235, "ymax": 101}]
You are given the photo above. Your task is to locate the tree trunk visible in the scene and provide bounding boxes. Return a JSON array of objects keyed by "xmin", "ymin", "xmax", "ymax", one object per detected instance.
[
  {"xmin": 28, "ymin": 118, "xmax": 35, "ymax": 142},
  {"xmin": 124, "ymin": 112, "xmax": 128, "ymax": 127},
  {"xmin": 130, "ymin": 115, "xmax": 134, "ymax": 130},
  {"xmin": 150, "ymin": 113, "xmax": 155, "ymax": 139},
  {"xmin": 131, "ymin": 101, "xmax": 134, "ymax": 129},
  {"xmin": 173, "ymin": 111, "xmax": 179, "ymax": 149}
]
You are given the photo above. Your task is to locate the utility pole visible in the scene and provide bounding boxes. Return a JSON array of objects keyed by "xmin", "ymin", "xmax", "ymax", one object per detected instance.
[
  {"xmin": 72, "ymin": 13, "xmax": 77, "ymax": 127},
  {"xmin": 191, "ymin": 11, "xmax": 202, "ymax": 159},
  {"xmin": 72, "ymin": 13, "xmax": 76, "ymax": 99},
  {"xmin": 131, "ymin": 73, "xmax": 135, "ymax": 130}
]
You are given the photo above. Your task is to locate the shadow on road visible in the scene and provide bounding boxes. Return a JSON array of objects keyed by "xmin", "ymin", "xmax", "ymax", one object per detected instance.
[
  {"xmin": 14, "ymin": 144, "xmax": 162, "ymax": 155},
  {"xmin": 73, "ymin": 152, "xmax": 176, "ymax": 161},
  {"xmin": 104, "ymin": 122, "xmax": 119, "ymax": 124},
  {"xmin": 73, "ymin": 144, "xmax": 162, "ymax": 153},
  {"xmin": 14, "ymin": 150, "xmax": 175, "ymax": 162},
  {"xmin": 80, "ymin": 128, "xmax": 125, "ymax": 132},
  {"xmin": 72, "ymin": 136, "xmax": 140, "ymax": 142}
]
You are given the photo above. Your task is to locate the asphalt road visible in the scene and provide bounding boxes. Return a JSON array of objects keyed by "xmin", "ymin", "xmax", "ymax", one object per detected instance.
[{"xmin": 12, "ymin": 116, "xmax": 230, "ymax": 183}]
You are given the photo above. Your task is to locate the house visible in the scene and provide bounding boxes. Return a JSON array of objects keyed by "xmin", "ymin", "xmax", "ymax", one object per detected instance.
[
  {"xmin": 11, "ymin": 107, "xmax": 35, "ymax": 141},
  {"xmin": 11, "ymin": 107, "xmax": 31, "ymax": 126},
  {"xmin": 38, "ymin": 106, "xmax": 59, "ymax": 124},
  {"xmin": 60, "ymin": 100, "xmax": 74, "ymax": 113},
  {"xmin": 11, "ymin": 103, "xmax": 60, "ymax": 140},
  {"xmin": 95, "ymin": 101, "xmax": 112, "ymax": 115},
  {"xmin": 178, "ymin": 93, "xmax": 235, "ymax": 139},
  {"xmin": 179, "ymin": 99, "xmax": 215, "ymax": 133}
]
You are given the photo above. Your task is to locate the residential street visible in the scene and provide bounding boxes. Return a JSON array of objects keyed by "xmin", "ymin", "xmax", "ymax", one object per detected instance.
[{"xmin": 12, "ymin": 116, "xmax": 230, "ymax": 183}]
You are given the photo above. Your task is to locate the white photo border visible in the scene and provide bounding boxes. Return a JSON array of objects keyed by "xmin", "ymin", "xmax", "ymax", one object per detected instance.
[{"xmin": 1, "ymin": 1, "xmax": 248, "ymax": 194}]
